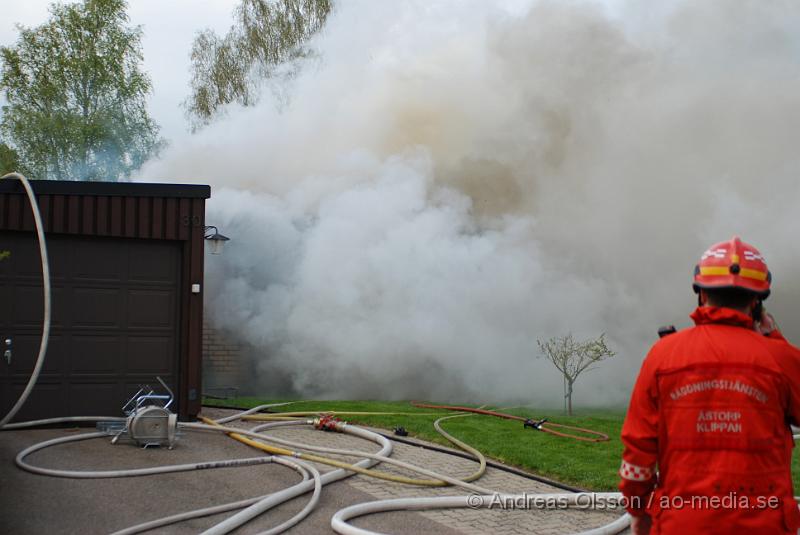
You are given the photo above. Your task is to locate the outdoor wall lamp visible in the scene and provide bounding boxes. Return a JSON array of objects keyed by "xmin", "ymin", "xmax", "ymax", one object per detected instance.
[{"xmin": 204, "ymin": 225, "xmax": 230, "ymax": 255}]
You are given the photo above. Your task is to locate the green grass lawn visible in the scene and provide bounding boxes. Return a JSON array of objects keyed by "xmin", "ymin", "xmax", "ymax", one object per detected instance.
[{"xmin": 202, "ymin": 398, "xmax": 800, "ymax": 492}]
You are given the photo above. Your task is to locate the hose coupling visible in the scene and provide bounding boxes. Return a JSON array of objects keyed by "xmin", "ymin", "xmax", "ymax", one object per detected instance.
[{"xmin": 313, "ymin": 414, "xmax": 344, "ymax": 432}]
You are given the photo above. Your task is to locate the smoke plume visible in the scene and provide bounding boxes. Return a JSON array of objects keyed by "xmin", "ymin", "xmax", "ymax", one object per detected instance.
[{"xmin": 139, "ymin": 0, "xmax": 800, "ymax": 406}]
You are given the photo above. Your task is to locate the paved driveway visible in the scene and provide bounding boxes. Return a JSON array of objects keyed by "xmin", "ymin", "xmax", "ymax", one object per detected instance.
[{"xmin": 0, "ymin": 408, "xmax": 624, "ymax": 534}]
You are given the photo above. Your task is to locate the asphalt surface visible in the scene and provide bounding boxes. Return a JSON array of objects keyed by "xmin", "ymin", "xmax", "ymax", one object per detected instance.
[{"xmin": 0, "ymin": 422, "xmax": 460, "ymax": 535}]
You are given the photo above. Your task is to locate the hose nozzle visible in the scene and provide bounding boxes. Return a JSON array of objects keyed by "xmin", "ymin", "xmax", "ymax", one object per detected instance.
[{"xmin": 523, "ymin": 418, "xmax": 548, "ymax": 431}]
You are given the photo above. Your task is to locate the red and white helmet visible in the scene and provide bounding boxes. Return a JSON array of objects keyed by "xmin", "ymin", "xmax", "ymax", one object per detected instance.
[{"xmin": 693, "ymin": 236, "xmax": 771, "ymax": 298}]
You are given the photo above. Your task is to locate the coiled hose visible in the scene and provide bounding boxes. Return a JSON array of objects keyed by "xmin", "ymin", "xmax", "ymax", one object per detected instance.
[
  {"xmin": 195, "ymin": 410, "xmax": 631, "ymax": 535},
  {"xmin": 235, "ymin": 410, "xmax": 488, "ymax": 486},
  {"xmin": 113, "ymin": 415, "xmax": 395, "ymax": 535}
]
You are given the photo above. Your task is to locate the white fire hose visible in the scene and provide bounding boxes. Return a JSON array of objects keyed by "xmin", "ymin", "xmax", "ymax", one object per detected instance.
[
  {"xmin": 8, "ymin": 400, "xmax": 631, "ymax": 535},
  {"xmin": 0, "ymin": 172, "xmax": 51, "ymax": 428},
  {"xmin": 331, "ymin": 495, "xmax": 631, "ymax": 535}
]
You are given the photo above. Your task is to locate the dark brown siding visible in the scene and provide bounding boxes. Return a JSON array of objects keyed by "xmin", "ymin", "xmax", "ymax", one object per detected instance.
[
  {"xmin": 0, "ymin": 193, "xmax": 206, "ymax": 244},
  {"xmin": 0, "ymin": 181, "xmax": 209, "ymax": 421}
]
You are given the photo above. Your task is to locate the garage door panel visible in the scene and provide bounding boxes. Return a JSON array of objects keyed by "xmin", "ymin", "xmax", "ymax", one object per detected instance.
[
  {"xmin": 4, "ymin": 236, "xmax": 40, "ymax": 280},
  {"xmin": 0, "ymin": 283, "xmax": 10, "ymax": 325},
  {"xmin": 45, "ymin": 238, "xmax": 71, "ymax": 281},
  {"xmin": 71, "ymin": 335, "xmax": 123, "ymax": 374},
  {"xmin": 12, "ymin": 285, "xmax": 68, "ymax": 330},
  {"xmin": 51, "ymin": 286, "xmax": 69, "ymax": 329},
  {"xmin": 0, "ymin": 231, "xmax": 67, "ymax": 281},
  {"xmin": 73, "ymin": 288, "xmax": 123, "ymax": 328},
  {"xmin": 12, "ymin": 284, "xmax": 45, "ymax": 327},
  {"xmin": 10, "ymin": 334, "xmax": 64, "ymax": 375},
  {"xmin": 0, "ymin": 247, "xmax": 11, "ymax": 278},
  {"xmin": 69, "ymin": 383, "xmax": 120, "ymax": 416},
  {"xmin": 129, "ymin": 243, "xmax": 178, "ymax": 283},
  {"xmin": 128, "ymin": 290, "xmax": 175, "ymax": 329},
  {"xmin": 1, "ymin": 232, "xmax": 181, "ymax": 421},
  {"xmin": 127, "ymin": 336, "xmax": 173, "ymax": 373},
  {"xmin": 72, "ymin": 240, "xmax": 125, "ymax": 281},
  {"xmin": 10, "ymin": 381, "xmax": 65, "ymax": 421}
]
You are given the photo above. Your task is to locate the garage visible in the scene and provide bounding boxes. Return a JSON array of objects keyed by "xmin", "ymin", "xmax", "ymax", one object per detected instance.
[{"xmin": 0, "ymin": 180, "xmax": 210, "ymax": 421}]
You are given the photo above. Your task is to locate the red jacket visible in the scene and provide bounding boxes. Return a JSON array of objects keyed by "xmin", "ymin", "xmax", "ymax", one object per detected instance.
[{"xmin": 620, "ymin": 306, "xmax": 800, "ymax": 534}]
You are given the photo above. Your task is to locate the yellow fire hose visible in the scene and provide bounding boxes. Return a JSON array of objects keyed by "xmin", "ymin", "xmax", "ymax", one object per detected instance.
[
  {"xmin": 242, "ymin": 415, "xmax": 309, "ymax": 421},
  {"xmin": 200, "ymin": 413, "xmax": 487, "ymax": 487}
]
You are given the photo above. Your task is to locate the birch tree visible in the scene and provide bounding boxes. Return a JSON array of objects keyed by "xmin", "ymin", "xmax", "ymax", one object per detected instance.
[
  {"xmin": 185, "ymin": 0, "xmax": 332, "ymax": 130},
  {"xmin": 538, "ymin": 334, "xmax": 615, "ymax": 415},
  {"xmin": 0, "ymin": 0, "xmax": 162, "ymax": 181}
]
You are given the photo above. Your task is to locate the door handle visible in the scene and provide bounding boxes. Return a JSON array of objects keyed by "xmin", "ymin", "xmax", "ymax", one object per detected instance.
[{"xmin": 4, "ymin": 338, "xmax": 10, "ymax": 365}]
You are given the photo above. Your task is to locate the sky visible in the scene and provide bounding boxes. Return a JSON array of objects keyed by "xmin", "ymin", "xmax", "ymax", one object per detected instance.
[{"xmin": 0, "ymin": 0, "xmax": 235, "ymax": 143}]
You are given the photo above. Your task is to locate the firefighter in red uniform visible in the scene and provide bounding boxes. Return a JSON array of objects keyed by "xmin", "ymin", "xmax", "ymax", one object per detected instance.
[{"xmin": 620, "ymin": 236, "xmax": 800, "ymax": 534}]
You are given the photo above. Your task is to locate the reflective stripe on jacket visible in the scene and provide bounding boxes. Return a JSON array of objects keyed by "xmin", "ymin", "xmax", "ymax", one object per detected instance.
[{"xmin": 620, "ymin": 306, "xmax": 800, "ymax": 534}]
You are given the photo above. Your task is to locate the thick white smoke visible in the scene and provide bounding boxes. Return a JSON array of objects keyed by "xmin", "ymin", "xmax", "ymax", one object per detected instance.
[{"xmin": 139, "ymin": 0, "xmax": 800, "ymax": 406}]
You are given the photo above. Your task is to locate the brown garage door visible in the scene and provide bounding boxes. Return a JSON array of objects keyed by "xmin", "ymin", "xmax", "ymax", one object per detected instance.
[{"xmin": 0, "ymin": 230, "xmax": 181, "ymax": 421}]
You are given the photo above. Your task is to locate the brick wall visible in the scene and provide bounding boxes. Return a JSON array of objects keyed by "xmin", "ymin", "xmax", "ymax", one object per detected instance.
[{"xmin": 202, "ymin": 320, "xmax": 244, "ymax": 397}]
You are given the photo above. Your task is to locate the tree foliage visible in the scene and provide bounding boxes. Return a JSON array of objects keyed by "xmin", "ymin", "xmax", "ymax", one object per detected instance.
[
  {"xmin": 0, "ymin": 141, "xmax": 25, "ymax": 177},
  {"xmin": 538, "ymin": 334, "xmax": 615, "ymax": 415},
  {"xmin": 0, "ymin": 0, "xmax": 163, "ymax": 181},
  {"xmin": 186, "ymin": 0, "xmax": 332, "ymax": 130}
]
